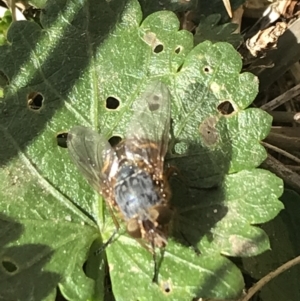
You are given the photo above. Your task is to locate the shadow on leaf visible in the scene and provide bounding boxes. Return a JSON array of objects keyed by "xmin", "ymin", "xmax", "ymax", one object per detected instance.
[{"xmin": 0, "ymin": 213, "xmax": 60, "ymax": 301}]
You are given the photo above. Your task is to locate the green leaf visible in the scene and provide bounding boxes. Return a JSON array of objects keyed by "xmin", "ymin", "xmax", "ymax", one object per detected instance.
[
  {"xmin": 194, "ymin": 14, "xmax": 243, "ymax": 48},
  {"xmin": 243, "ymin": 190, "xmax": 300, "ymax": 301},
  {"xmin": 0, "ymin": 157, "xmax": 98, "ymax": 301},
  {"xmin": 176, "ymin": 169, "xmax": 284, "ymax": 257},
  {"xmin": 138, "ymin": 0, "xmax": 195, "ymax": 17},
  {"xmin": 169, "ymin": 41, "xmax": 270, "ymax": 188},
  {"xmin": 0, "ymin": 0, "xmax": 283, "ymax": 300},
  {"xmin": 0, "ymin": 9, "xmax": 12, "ymax": 46},
  {"xmin": 195, "ymin": 0, "xmax": 246, "ymax": 21}
]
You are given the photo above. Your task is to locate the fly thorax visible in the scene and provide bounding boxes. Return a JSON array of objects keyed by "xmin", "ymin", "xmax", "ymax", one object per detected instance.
[{"xmin": 114, "ymin": 165, "xmax": 160, "ymax": 220}]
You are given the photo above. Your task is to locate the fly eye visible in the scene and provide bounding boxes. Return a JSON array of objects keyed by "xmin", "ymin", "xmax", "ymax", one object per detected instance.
[
  {"xmin": 149, "ymin": 206, "xmax": 173, "ymax": 225},
  {"xmin": 127, "ymin": 219, "xmax": 141, "ymax": 238}
]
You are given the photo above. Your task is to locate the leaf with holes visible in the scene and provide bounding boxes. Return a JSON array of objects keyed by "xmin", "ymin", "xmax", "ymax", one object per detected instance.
[{"xmin": 0, "ymin": 0, "xmax": 283, "ymax": 300}]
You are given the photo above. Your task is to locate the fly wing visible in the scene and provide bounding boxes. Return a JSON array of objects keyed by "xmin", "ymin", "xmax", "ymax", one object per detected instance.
[
  {"xmin": 67, "ymin": 126, "xmax": 116, "ymax": 192},
  {"xmin": 124, "ymin": 81, "xmax": 171, "ymax": 174}
]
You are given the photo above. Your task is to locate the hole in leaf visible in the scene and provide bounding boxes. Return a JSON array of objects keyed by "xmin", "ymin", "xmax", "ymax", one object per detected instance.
[
  {"xmin": 217, "ymin": 101, "xmax": 235, "ymax": 115},
  {"xmin": 161, "ymin": 280, "xmax": 172, "ymax": 294},
  {"xmin": 175, "ymin": 46, "xmax": 182, "ymax": 54},
  {"xmin": 56, "ymin": 132, "xmax": 68, "ymax": 148},
  {"xmin": 108, "ymin": 136, "xmax": 122, "ymax": 147},
  {"xmin": 2, "ymin": 259, "xmax": 18, "ymax": 273},
  {"xmin": 27, "ymin": 92, "xmax": 44, "ymax": 111},
  {"xmin": 142, "ymin": 32, "xmax": 164, "ymax": 54},
  {"xmin": 199, "ymin": 116, "xmax": 219, "ymax": 146},
  {"xmin": 154, "ymin": 44, "xmax": 164, "ymax": 53},
  {"xmin": 106, "ymin": 96, "xmax": 120, "ymax": 110},
  {"xmin": 82, "ymin": 261, "xmax": 87, "ymax": 274},
  {"xmin": 203, "ymin": 66, "xmax": 212, "ymax": 73},
  {"xmin": 176, "ymin": 63, "xmax": 183, "ymax": 73}
]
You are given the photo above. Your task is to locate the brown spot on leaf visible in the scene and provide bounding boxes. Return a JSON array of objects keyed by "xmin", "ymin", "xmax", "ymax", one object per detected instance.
[{"xmin": 199, "ymin": 116, "xmax": 219, "ymax": 146}]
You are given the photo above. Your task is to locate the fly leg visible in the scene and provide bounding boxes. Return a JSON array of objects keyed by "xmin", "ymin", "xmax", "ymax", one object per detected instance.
[
  {"xmin": 152, "ymin": 245, "xmax": 165, "ymax": 283},
  {"xmin": 94, "ymin": 200, "xmax": 121, "ymax": 255},
  {"xmin": 164, "ymin": 164, "xmax": 179, "ymax": 180}
]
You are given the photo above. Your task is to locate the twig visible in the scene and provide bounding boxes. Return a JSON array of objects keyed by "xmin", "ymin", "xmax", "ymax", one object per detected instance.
[
  {"xmin": 260, "ymin": 83, "xmax": 300, "ymax": 111},
  {"xmin": 261, "ymin": 141, "xmax": 300, "ymax": 164},
  {"xmin": 222, "ymin": 0, "xmax": 232, "ymax": 18},
  {"xmin": 9, "ymin": 0, "xmax": 16, "ymax": 22},
  {"xmin": 285, "ymin": 165, "xmax": 300, "ymax": 171},
  {"xmin": 239, "ymin": 255, "xmax": 300, "ymax": 301},
  {"xmin": 267, "ymin": 111, "xmax": 300, "ymax": 124},
  {"xmin": 261, "ymin": 154, "xmax": 300, "ymax": 194}
]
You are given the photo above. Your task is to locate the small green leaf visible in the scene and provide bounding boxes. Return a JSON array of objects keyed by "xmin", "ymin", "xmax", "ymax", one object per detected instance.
[
  {"xmin": 0, "ymin": 9, "xmax": 12, "ymax": 46},
  {"xmin": 194, "ymin": 14, "xmax": 243, "ymax": 48}
]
